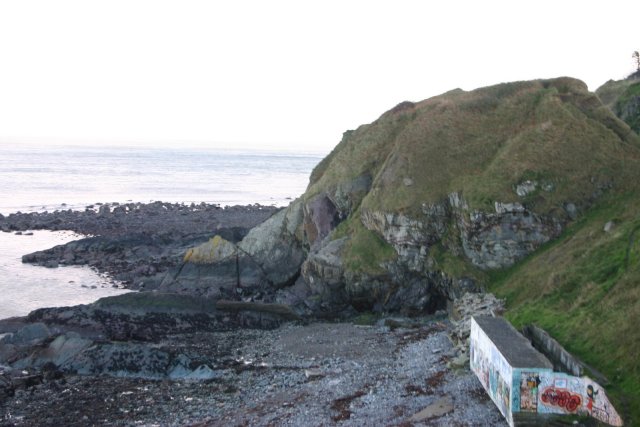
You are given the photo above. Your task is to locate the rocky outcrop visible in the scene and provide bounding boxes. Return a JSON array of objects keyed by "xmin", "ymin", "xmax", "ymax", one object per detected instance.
[
  {"xmin": 360, "ymin": 196, "xmax": 561, "ymax": 272},
  {"xmin": 457, "ymin": 201, "xmax": 563, "ymax": 270},
  {"xmin": 0, "ymin": 292, "xmax": 298, "ymax": 381},
  {"xmin": 160, "ymin": 200, "xmax": 307, "ymax": 298},
  {"xmin": 361, "ymin": 205, "xmax": 447, "ymax": 272},
  {"xmin": 7, "ymin": 332, "xmax": 223, "ymax": 380},
  {"xmin": 303, "ymin": 194, "xmax": 341, "ymax": 248},
  {"xmin": 11, "ymin": 202, "xmax": 278, "ymax": 290}
]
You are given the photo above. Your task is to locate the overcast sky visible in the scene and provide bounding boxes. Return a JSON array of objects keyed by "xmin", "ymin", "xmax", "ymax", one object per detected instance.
[{"xmin": 0, "ymin": 0, "xmax": 638, "ymax": 152}]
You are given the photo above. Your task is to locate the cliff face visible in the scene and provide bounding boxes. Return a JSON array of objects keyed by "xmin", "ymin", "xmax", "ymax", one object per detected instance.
[{"xmin": 165, "ymin": 77, "xmax": 640, "ymax": 317}]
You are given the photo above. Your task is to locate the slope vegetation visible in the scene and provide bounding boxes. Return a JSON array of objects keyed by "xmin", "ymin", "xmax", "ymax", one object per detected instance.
[{"xmin": 490, "ymin": 193, "xmax": 640, "ymax": 423}]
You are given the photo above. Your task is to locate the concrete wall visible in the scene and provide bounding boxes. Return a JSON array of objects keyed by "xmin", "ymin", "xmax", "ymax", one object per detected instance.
[
  {"xmin": 522, "ymin": 324, "xmax": 583, "ymax": 377},
  {"xmin": 470, "ymin": 318, "xmax": 514, "ymax": 426},
  {"xmin": 471, "ymin": 318, "xmax": 623, "ymax": 427},
  {"xmin": 533, "ymin": 372, "xmax": 621, "ymax": 426}
]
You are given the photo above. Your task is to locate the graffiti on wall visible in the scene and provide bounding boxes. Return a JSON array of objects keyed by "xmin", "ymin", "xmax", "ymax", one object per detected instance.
[
  {"xmin": 470, "ymin": 319, "xmax": 513, "ymax": 425},
  {"xmin": 540, "ymin": 387, "xmax": 582, "ymax": 412},
  {"xmin": 536, "ymin": 373, "xmax": 623, "ymax": 426},
  {"xmin": 518, "ymin": 372, "xmax": 540, "ymax": 412},
  {"xmin": 470, "ymin": 318, "xmax": 623, "ymax": 427}
]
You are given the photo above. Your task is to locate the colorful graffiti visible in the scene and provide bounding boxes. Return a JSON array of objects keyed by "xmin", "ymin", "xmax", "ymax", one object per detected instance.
[
  {"xmin": 519, "ymin": 372, "xmax": 540, "ymax": 411},
  {"xmin": 583, "ymin": 381, "xmax": 623, "ymax": 427},
  {"xmin": 470, "ymin": 318, "xmax": 624, "ymax": 427},
  {"xmin": 534, "ymin": 373, "xmax": 623, "ymax": 426},
  {"xmin": 470, "ymin": 318, "xmax": 514, "ymax": 425},
  {"xmin": 540, "ymin": 387, "xmax": 581, "ymax": 412}
]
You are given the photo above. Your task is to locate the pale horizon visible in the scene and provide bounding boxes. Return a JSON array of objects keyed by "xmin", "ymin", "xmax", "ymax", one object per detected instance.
[{"xmin": 1, "ymin": 0, "xmax": 639, "ymax": 153}]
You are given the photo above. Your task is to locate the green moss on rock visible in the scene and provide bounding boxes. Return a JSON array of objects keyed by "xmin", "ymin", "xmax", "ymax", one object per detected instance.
[
  {"xmin": 334, "ymin": 214, "xmax": 397, "ymax": 275},
  {"xmin": 183, "ymin": 235, "xmax": 236, "ymax": 264}
]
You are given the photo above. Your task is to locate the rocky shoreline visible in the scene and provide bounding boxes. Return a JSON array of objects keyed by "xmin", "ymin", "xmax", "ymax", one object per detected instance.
[
  {"xmin": 0, "ymin": 201, "xmax": 279, "ymax": 290},
  {"xmin": 0, "ymin": 202, "xmax": 508, "ymax": 425},
  {"xmin": 1, "ymin": 318, "xmax": 505, "ymax": 426}
]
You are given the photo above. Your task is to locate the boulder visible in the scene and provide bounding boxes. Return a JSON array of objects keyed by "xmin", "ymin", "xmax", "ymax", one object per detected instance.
[
  {"xmin": 163, "ymin": 200, "xmax": 306, "ymax": 297},
  {"xmin": 1, "ymin": 323, "xmax": 51, "ymax": 345}
]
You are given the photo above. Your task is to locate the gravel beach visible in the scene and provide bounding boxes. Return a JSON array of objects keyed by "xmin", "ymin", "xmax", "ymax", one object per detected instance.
[{"xmin": 1, "ymin": 320, "xmax": 505, "ymax": 426}]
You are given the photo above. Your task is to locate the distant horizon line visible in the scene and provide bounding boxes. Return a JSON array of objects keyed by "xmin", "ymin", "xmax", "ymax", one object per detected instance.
[{"xmin": 0, "ymin": 137, "xmax": 333, "ymax": 156}]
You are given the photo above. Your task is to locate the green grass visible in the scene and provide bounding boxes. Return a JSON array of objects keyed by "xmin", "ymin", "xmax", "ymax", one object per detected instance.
[
  {"xmin": 333, "ymin": 212, "xmax": 397, "ymax": 274},
  {"xmin": 307, "ymin": 77, "xmax": 640, "ymax": 217},
  {"xmin": 596, "ymin": 78, "xmax": 637, "ymax": 110},
  {"xmin": 428, "ymin": 241, "xmax": 487, "ymax": 284},
  {"xmin": 488, "ymin": 193, "xmax": 640, "ymax": 425},
  {"xmin": 614, "ymin": 82, "xmax": 640, "ymax": 134}
]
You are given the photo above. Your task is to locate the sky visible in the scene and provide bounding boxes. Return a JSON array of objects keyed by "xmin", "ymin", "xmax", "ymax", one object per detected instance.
[{"xmin": 0, "ymin": 0, "xmax": 638, "ymax": 153}]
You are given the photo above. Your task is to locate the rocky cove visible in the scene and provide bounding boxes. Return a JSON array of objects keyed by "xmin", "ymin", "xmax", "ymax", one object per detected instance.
[
  {"xmin": 0, "ymin": 201, "xmax": 507, "ymax": 426},
  {"xmin": 1, "ymin": 76, "xmax": 640, "ymax": 425}
]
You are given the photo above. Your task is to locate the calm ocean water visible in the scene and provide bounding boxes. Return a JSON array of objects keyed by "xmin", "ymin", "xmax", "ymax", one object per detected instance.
[
  {"xmin": 0, "ymin": 144, "xmax": 324, "ymax": 214},
  {"xmin": 0, "ymin": 143, "xmax": 324, "ymax": 318}
]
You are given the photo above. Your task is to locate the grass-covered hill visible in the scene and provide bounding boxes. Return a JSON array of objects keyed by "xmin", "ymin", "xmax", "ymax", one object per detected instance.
[
  {"xmin": 306, "ymin": 77, "xmax": 640, "ymax": 280},
  {"xmin": 304, "ymin": 77, "xmax": 640, "ymax": 422},
  {"xmin": 309, "ymin": 77, "xmax": 638, "ymax": 214},
  {"xmin": 490, "ymin": 191, "xmax": 640, "ymax": 424}
]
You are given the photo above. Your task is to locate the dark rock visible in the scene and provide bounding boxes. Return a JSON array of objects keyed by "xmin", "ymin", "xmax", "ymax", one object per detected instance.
[
  {"xmin": 44, "ymin": 260, "xmax": 59, "ymax": 268},
  {"xmin": 162, "ymin": 200, "xmax": 306, "ymax": 297},
  {"xmin": 8, "ymin": 202, "xmax": 279, "ymax": 292},
  {"xmin": 41, "ymin": 362, "xmax": 64, "ymax": 381},
  {"xmin": 12, "ymin": 374, "xmax": 43, "ymax": 389},
  {"xmin": 0, "ymin": 371, "xmax": 14, "ymax": 399},
  {"xmin": 0, "ymin": 322, "xmax": 51, "ymax": 345},
  {"xmin": 303, "ymin": 194, "xmax": 341, "ymax": 248}
]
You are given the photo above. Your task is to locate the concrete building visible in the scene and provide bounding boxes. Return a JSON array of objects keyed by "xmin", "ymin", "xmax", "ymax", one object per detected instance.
[{"xmin": 470, "ymin": 316, "xmax": 622, "ymax": 426}]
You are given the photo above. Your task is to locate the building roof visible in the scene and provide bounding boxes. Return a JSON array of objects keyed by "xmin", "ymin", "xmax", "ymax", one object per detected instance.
[{"xmin": 473, "ymin": 316, "xmax": 553, "ymax": 369}]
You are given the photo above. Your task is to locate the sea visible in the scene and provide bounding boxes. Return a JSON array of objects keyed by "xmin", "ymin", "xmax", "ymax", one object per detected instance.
[{"xmin": 0, "ymin": 143, "xmax": 325, "ymax": 319}]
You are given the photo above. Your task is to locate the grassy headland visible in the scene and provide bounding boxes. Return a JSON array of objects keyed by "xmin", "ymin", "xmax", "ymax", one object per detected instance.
[{"xmin": 303, "ymin": 76, "xmax": 640, "ymax": 422}]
